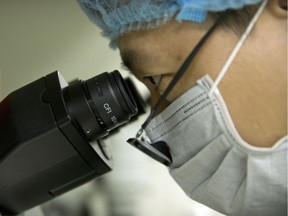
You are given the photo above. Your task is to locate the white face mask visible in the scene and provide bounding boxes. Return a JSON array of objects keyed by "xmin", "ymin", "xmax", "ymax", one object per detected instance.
[
  {"xmin": 141, "ymin": 1, "xmax": 287, "ymax": 215},
  {"xmin": 145, "ymin": 75, "xmax": 287, "ymax": 215}
]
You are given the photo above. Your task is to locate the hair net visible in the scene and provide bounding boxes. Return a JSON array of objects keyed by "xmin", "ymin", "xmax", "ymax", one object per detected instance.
[{"xmin": 77, "ymin": 0, "xmax": 262, "ymax": 48}]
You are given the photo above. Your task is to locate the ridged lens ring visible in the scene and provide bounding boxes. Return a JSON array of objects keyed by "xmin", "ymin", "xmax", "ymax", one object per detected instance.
[{"xmin": 64, "ymin": 70, "xmax": 138, "ymax": 141}]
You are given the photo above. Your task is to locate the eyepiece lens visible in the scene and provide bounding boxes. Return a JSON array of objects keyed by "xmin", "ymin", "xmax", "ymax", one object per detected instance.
[{"xmin": 64, "ymin": 70, "xmax": 138, "ymax": 141}]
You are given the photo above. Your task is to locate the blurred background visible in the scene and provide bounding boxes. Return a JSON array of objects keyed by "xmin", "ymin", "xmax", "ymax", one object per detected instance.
[{"xmin": 0, "ymin": 1, "xmax": 224, "ymax": 216}]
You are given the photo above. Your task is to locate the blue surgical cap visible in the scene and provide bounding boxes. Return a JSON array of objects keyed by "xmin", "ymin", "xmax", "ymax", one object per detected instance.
[{"xmin": 78, "ymin": 0, "xmax": 262, "ymax": 49}]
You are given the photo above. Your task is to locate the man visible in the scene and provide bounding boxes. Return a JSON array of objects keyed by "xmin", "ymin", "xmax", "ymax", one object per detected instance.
[{"xmin": 78, "ymin": 0, "xmax": 287, "ymax": 215}]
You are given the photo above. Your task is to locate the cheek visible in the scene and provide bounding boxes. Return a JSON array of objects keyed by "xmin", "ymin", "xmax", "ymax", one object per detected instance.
[
  {"xmin": 158, "ymin": 73, "xmax": 197, "ymax": 102},
  {"xmin": 157, "ymin": 75, "xmax": 173, "ymax": 98}
]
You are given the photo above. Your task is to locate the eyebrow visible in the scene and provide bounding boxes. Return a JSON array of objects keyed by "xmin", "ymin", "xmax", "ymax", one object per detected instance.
[{"xmin": 120, "ymin": 49, "xmax": 156, "ymax": 74}]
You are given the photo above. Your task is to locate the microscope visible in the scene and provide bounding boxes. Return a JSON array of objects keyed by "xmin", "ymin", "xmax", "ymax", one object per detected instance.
[{"xmin": 0, "ymin": 71, "xmax": 145, "ymax": 215}]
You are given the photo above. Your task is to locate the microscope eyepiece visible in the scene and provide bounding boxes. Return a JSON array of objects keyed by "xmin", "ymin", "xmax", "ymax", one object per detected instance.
[{"xmin": 64, "ymin": 70, "xmax": 138, "ymax": 141}]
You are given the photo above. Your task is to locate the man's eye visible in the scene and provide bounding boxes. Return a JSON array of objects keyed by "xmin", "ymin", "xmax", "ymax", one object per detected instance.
[
  {"xmin": 145, "ymin": 75, "xmax": 161, "ymax": 86},
  {"xmin": 148, "ymin": 76, "xmax": 156, "ymax": 85}
]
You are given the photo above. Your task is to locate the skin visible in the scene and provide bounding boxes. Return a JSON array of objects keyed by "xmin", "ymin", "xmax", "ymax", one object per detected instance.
[{"xmin": 117, "ymin": 0, "xmax": 287, "ymax": 148}]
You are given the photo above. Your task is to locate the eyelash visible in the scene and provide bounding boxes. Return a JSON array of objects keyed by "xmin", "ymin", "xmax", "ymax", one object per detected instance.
[
  {"xmin": 144, "ymin": 75, "xmax": 162, "ymax": 86},
  {"xmin": 146, "ymin": 76, "xmax": 157, "ymax": 85}
]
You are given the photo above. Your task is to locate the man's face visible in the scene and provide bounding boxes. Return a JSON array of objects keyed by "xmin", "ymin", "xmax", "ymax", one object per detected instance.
[
  {"xmin": 117, "ymin": 12, "xmax": 287, "ymax": 148},
  {"xmin": 117, "ymin": 19, "xmax": 238, "ymax": 109}
]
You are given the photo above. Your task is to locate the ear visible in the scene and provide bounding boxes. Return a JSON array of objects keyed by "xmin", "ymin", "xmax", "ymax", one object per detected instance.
[{"xmin": 267, "ymin": 0, "xmax": 287, "ymax": 18}]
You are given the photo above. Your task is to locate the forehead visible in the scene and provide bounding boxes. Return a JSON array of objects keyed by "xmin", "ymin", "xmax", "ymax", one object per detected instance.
[
  {"xmin": 117, "ymin": 31, "xmax": 171, "ymax": 74},
  {"xmin": 117, "ymin": 20, "xmax": 212, "ymax": 75}
]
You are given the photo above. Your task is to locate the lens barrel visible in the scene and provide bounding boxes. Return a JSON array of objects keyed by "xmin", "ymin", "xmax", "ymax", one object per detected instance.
[{"xmin": 64, "ymin": 70, "xmax": 138, "ymax": 141}]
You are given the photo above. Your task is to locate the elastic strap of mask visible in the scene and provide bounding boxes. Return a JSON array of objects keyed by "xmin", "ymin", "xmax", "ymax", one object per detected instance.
[{"xmin": 208, "ymin": 0, "xmax": 268, "ymax": 96}]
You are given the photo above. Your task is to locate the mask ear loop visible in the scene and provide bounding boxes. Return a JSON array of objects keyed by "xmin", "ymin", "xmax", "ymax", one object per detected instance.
[
  {"xmin": 137, "ymin": 11, "xmax": 229, "ymax": 134},
  {"xmin": 208, "ymin": 0, "xmax": 269, "ymax": 97}
]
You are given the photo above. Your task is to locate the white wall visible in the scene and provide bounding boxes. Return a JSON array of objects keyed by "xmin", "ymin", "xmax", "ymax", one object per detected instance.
[
  {"xmin": 0, "ymin": 1, "xmax": 224, "ymax": 216},
  {"xmin": 0, "ymin": 0, "xmax": 123, "ymax": 98},
  {"xmin": 0, "ymin": 65, "xmax": 2, "ymax": 99}
]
